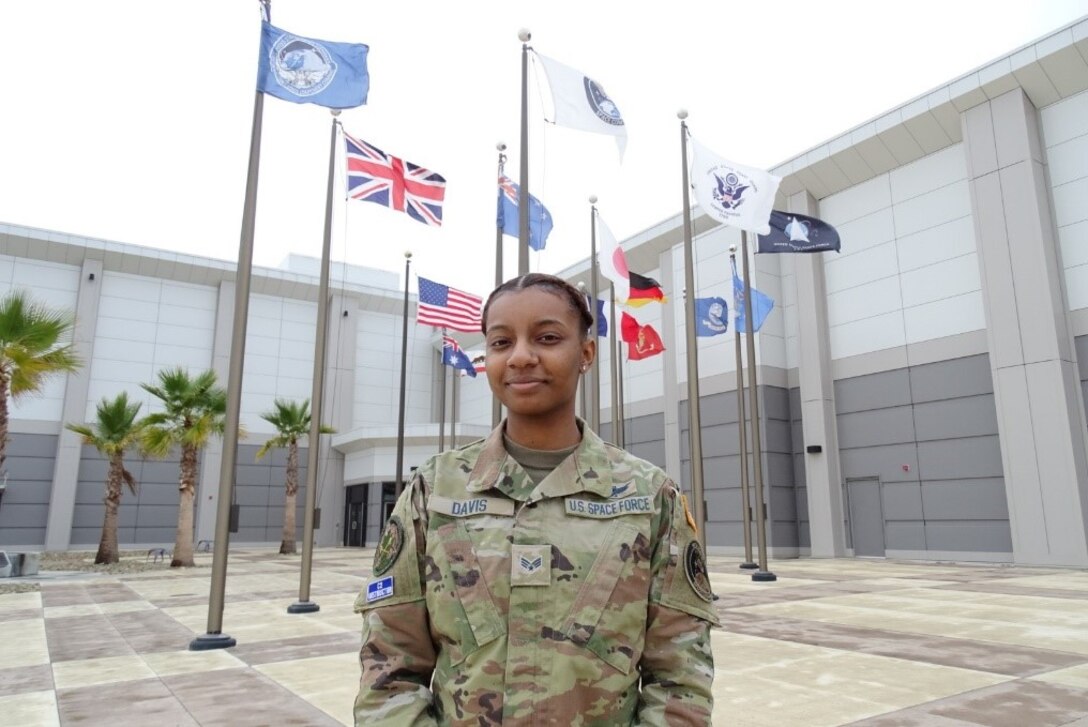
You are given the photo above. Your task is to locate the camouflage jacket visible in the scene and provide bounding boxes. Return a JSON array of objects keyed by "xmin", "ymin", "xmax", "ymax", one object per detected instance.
[{"xmin": 354, "ymin": 424, "xmax": 718, "ymax": 726}]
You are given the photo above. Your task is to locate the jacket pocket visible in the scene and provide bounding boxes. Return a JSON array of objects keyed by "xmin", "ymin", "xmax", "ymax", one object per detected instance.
[
  {"xmin": 561, "ymin": 520, "xmax": 651, "ymax": 675},
  {"xmin": 429, "ymin": 520, "xmax": 505, "ymax": 666}
]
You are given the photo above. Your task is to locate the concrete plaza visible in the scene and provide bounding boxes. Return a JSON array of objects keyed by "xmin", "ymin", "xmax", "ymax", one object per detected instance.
[{"xmin": 2, "ymin": 547, "xmax": 1088, "ymax": 726}]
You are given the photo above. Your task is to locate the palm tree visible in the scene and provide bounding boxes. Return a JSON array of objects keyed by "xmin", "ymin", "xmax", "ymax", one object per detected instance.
[
  {"xmin": 66, "ymin": 393, "xmax": 142, "ymax": 565},
  {"xmin": 141, "ymin": 368, "xmax": 227, "ymax": 567},
  {"xmin": 256, "ymin": 398, "xmax": 334, "ymax": 555},
  {"xmin": 0, "ymin": 291, "xmax": 80, "ymax": 478}
]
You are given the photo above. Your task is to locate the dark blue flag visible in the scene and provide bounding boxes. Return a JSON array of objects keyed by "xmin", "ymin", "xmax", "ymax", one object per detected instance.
[
  {"xmin": 497, "ymin": 176, "xmax": 554, "ymax": 251},
  {"xmin": 731, "ymin": 260, "xmax": 774, "ymax": 333},
  {"xmin": 583, "ymin": 295, "xmax": 608, "ymax": 337},
  {"xmin": 694, "ymin": 297, "xmax": 729, "ymax": 337},
  {"xmin": 441, "ymin": 335, "xmax": 476, "ymax": 378},
  {"xmin": 257, "ymin": 21, "xmax": 369, "ymax": 109},
  {"xmin": 757, "ymin": 210, "xmax": 841, "ymax": 253}
]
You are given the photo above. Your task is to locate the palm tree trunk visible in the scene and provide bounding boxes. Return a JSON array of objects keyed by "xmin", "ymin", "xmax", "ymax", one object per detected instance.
[
  {"xmin": 0, "ymin": 373, "xmax": 9, "ymax": 479},
  {"xmin": 95, "ymin": 452, "xmax": 124, "ymax": 564},
  {"xmin": 280, "ymin": 440, "xmax": 298, "ymax": 554},
  {"xmin": 172, "ymin": 443, "xmax": 198, "ymax": 567}
]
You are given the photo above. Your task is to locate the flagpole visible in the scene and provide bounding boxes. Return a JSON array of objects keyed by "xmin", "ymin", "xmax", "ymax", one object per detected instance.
[
  {"xmin": 517, "ymin": 29, "xmax": 531, "ymax": 275},
  {"xmin": 287, "ymin": 112, "xmax": 340, "ymax": 614},
  {"xmin": 609, "ymin": 286, "xmax": 622, "ymax": 447},
  {"xmin": 730, "ymin": 245, "xmax": 757, "ymax": 570},
  {"xmin": 451, "ymin": 370, "xmax": 459, "ymax": 448},
  {"xmin": 577, "ymin": 281, "xmax": 589, "ymax": 422},
  {"xmin": 588, "ymin": 197, "xmax": 601, "ymax": 434},
  {"xmin": 189, "ymin": 84, "xmax": 264, "ymax": 652},
  {"xmin": 678, "ymin": 110, "xmax": 707, "ymax": 554},
  {"xmin": 493, "ymin": 142, "xmax": 506, "ymax": 429},
  {"xmin": 741, "ymin": 231, "xmax": 776, "ymax": 582},
  {"xmin": 438, "ymin": 346, "xmax": 447, "ymax": 453},
  {"xmin": 394, "ymin": 252, "xmax": 412, "ymax": 498}
]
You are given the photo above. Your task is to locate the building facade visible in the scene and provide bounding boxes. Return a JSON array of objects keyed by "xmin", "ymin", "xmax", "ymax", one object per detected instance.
[{"xmin": 3, "ymin": 19, "xmax": 1088, "ymax": 566}]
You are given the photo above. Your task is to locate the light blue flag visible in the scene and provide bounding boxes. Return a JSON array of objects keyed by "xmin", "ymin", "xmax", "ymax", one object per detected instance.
[
  {"xmin": 731, "ymin": 260, "xmax": 774, "ymax": 333},
  {"xmin": 497, "ymin": 176, "xmax": 554, "ymax": 251},
  {"xmin": 257, "ymin": 21, "xmax": 369, "ymax": 109}
]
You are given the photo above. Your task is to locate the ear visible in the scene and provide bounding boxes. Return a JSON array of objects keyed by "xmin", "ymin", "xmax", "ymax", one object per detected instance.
[{"xmin": 581, "ymin": 338, "xmax": 596, "ymax": 370}]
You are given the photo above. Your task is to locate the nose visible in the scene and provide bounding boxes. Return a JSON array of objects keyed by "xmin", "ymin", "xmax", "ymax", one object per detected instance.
[{"xmin": 507, "ymin": 338, "xmax": 537, "ymax": 367}]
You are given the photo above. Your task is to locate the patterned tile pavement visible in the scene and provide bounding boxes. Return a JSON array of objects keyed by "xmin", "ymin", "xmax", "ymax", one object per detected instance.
[{"xmin": 2, "ymin": 548, "xmax": 1087, "ymax": 726}]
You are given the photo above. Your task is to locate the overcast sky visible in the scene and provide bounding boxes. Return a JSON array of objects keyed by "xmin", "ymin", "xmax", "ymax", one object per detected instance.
[{"xmin": 4, "ymin": 1, "xmax": 1088, "ymax": 297}]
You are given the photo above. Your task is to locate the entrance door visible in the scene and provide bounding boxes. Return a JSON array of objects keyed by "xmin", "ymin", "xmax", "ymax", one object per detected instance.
[
  {"xmin": 846, "ymin": 478, "xmax": 885, "ymax": 557},
  {"xmin": 343, "ymin": 484, "xmax": 369, "ymax": 547},
  {"xmin": 346, "ymin": 502, "xmax": 363, "ymax": 547}
]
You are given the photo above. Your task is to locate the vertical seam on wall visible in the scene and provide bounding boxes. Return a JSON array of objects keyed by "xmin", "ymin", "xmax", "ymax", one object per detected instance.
[{"xmin": 890, "ymin": 173, "xmax": 927, "ymax": 551}]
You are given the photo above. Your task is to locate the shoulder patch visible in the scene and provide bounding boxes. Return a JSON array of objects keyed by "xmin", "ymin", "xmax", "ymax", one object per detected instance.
[
  {"xmin": 372, "ymin": 516, "xmax": 404, "ymax": 576},
  {"xmin": 684, "ymin": 541, "xmax": 714, "ymax": 603}
]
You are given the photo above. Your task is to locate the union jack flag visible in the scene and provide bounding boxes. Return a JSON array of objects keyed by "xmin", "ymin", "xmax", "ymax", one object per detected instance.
[{"xmin": 344, "ymin": 131, "xmax": 446, "ymax": 226}]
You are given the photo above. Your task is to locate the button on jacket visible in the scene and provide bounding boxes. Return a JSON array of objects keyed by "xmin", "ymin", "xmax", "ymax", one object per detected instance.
[{"xmin": 354, "ymin": 424, "xmax": 718, "ymax": 726}]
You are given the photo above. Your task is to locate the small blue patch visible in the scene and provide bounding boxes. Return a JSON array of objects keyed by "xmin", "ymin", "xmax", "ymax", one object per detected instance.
[{"xmin": 366, "ymin": 576, "xmax": 394, "ymax": 603}]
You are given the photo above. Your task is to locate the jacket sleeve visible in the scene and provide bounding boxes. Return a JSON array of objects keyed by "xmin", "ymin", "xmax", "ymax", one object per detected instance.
[
  {"xmin": 353, "ymin": 475, "xmax": 438, "ymax": 727},
  {"xmin": 636, "ymin": 480, "xmax": 718, "ymax": 726}
]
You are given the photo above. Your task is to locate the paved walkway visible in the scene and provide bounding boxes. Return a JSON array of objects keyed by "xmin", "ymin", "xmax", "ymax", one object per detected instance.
[{"xmin": 2, "ymin": 548, "xmax": 1088, "ymax": 726}]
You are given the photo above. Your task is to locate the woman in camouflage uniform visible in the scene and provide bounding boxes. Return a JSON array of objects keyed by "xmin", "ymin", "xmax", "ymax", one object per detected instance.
[{"xmin": 355, "ymin": 273, "xmax": 718, "ymax": 726}]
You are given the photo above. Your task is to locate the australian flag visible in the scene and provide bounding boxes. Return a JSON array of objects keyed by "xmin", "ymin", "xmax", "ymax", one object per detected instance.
[
  {"xmin": 442, "ymin": 335, "xmax": 476, "ymax": 378},
  {"xmin": 497, "ymin": 176, "xmax": 553, "ymax": 251},
  {"xmin": 344, "ymin": 131, "xmax": 446, "ymax": 226},
  {"xmin": 757, "ymin": 211, "xmax": 841, "ymax": 253}
]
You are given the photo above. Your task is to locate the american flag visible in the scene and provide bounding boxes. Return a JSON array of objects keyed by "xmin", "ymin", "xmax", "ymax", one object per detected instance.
[
  {"xmin": 344, "ymin": 131, "xmax": 446, "ymax": 226},
  {"xmin": 417, "ymin": 277, "xmax": 482, "ymax": 333}
]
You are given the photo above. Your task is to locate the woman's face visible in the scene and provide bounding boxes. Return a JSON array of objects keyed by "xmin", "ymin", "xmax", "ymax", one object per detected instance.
[{"xmin": 484, "ymin": 287, "xmax": 594, "ymax": 423}]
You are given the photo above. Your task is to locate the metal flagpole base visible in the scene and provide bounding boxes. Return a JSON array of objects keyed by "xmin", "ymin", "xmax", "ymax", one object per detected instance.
[
  {"xmin": 751, "ymin": 570, "xmax": 777, "ymax": 582},
  {"xmin": 189, "ymin": 633, "xmax": 236, "ymax": 651},
  {"xmin": 739, "ymin": 561, "xmax": 758, "ymax": 570},
  {"xmin": 287, "ymin": 601, "xmax": 320, "ymax": 614}
]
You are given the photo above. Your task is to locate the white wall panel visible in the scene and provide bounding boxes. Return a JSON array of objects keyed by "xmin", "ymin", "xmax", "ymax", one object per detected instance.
[
  {"xmin": 824, "ymin": 241, "xmax": 899, "ymax": 293},
  {"xmin": 896, "ymin": 216, "xmax": 976, "ymax": 272},
  {"xmin": 1042, "ymin": 88, "xmax": 1088, "ymax": 313},
  {"xmin": 830, "ymin": 313, "xmax": 906, "ymax": 359},
  {"xmin": 87, "ymin": 272, "xmax": 217, "ymax": 422},
  {"xmin": 889, "ymin": 145, "xmax": 967, "ymax": 203},
  {"xmin": 892, "ymin": 180, "xmax": 971, "ymax": 237},
  {"xmin": 820, "ymin": 175, "xmax": 892, "ymax": 223},
  {"xmin": 827, "ymin": 278, "xmax": 904, "ymax": 324},
  {"xmin": 903, "ymin": 291, "xmax": 986, "ymax": 344},
  {"xmin": 900, "ymin": 253, "xmax": 981, "ymax": 308}
]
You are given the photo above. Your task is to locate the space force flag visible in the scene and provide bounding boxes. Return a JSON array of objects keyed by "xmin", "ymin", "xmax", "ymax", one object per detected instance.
[
  {"xmin": 695, "ymin": 297, "xmax": 729, "ymax": 337},
  {"xmin": 256, "ymin": 21, "xmax": 369, "ymax": 109},
  {"xmin": 535, "ymin": 52, "xmax": 627, "ymax": 159},
  {"xmin": 691, "ymin": 138, "xmax": 781, "ymax": 235},
  {"xmin": 498, "ymin": 176, "xmax": 554, "ymax": 251},
  {"xmin": 757, "ymin": 211, "xmax": 841, "ymax": 253}
]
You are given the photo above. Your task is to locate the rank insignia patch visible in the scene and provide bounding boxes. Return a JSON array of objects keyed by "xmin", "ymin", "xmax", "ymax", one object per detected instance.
[
  {"xmin": 684, "ymin": 541, "xmax": 714, "ymax": 603},
  {"xmin": 372, "ymin": 516, "xmax": 404, "ymax": 576}
]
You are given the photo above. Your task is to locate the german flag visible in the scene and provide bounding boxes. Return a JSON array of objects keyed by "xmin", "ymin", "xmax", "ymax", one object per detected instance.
[{"xmin": 626, "ymin": 271, "xmax": 666, "ymax": 308}]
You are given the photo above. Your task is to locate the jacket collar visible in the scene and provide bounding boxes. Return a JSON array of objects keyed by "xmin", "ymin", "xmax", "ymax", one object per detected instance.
[{"xmin": 465, "ymin": 419, "xmax": 616, "ymax": 501}]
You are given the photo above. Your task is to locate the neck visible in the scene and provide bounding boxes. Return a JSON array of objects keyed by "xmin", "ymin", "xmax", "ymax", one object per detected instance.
[{"xmin": 504, "ymin": 414, "xmax": 581, "ymax": 451}]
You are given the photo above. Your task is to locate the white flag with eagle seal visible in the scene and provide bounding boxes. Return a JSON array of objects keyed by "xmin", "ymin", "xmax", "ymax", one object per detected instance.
[
  {"xmin": 535, "ymin": 52, "xmax": 627, "ymax": 159},
  {"xmin": 691, "ymin": 138, "xmax": 781, "ymax": 235}
]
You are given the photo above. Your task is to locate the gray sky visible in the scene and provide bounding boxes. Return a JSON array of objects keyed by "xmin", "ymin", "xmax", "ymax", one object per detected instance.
[{"xmin": 4, "ymin": 1, "xmax": 1088, "ymax": 296}]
